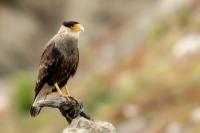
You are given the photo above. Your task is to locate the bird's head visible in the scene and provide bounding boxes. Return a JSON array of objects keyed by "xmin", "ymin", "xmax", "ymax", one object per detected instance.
[{"xmin": 61, "ymin": 21, "xmax": 84, "ymax": 38}]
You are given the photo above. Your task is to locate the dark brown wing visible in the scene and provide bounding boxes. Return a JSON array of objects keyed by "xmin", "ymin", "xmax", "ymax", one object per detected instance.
[{"xmin": 34, "ymin": 41, "xmax": 64, "ymax": 99}]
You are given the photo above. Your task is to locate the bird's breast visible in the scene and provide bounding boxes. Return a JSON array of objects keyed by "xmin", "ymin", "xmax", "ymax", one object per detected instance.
[{"xmin": 55, "ymin": 36, "xmax": 79, "ymax": 71}]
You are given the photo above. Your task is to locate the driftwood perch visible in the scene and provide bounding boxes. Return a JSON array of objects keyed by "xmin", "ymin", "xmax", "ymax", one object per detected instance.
[{"xmin": 36, "ymin": 96, "xmax": 91, "ymax": 123}]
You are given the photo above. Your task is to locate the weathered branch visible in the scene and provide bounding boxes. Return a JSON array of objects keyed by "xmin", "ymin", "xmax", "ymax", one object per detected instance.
[
  {"xmin": 36, "ymin": 96, "xmax": 116, "ymax": 133},
  {"xmin": 36, "ymin": 96, "xmax": 91, "ymax": 123}
]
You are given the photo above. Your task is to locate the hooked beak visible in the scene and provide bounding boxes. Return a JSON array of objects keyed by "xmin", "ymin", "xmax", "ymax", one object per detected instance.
[{"xmin": 79, "ymin": 24, "xmax": 84, "ymax": 32}]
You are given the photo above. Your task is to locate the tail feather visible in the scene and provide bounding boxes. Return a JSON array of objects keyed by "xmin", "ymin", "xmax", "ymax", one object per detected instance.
[{"xmin": 30, "ymin": 84, "xmax": 52, "ymax": 117}]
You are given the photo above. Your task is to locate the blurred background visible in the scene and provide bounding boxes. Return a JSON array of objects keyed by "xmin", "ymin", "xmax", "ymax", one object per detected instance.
[{"xmin": 0, "ymin": 0, "xmax": 200, "ymax": 132}]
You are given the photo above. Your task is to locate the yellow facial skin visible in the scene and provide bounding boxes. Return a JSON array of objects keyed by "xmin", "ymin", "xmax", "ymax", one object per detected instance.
[{"xmin": 71, "ymin": 24, "xmax": 84, "ymax": 32}]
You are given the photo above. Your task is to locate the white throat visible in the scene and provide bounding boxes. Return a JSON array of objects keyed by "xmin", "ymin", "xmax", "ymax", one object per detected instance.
[{"xmin": 58, "ymin": 26, "xmax": 80, "ymax": 39}]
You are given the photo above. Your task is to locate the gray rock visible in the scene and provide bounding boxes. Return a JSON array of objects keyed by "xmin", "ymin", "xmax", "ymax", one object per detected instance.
[{"xmin": 63, "ymin": 117, "xmax": 117, "ymax": 133}]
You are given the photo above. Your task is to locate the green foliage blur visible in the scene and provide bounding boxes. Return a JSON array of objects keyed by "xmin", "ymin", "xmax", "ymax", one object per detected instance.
[{"xmin": 13, "ymin": 73, "xmax": 34, "ymax": 115}]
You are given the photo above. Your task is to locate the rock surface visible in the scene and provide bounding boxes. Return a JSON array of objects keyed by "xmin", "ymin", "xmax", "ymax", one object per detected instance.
[{"xmin": 63, "ymin": 117, "xmax": 116, "ymax": 133}]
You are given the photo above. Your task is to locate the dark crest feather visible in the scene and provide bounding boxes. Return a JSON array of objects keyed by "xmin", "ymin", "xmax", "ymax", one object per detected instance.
[{"xmin": 62, "ymin": 21, "xmax": 79, "ymax": 27}]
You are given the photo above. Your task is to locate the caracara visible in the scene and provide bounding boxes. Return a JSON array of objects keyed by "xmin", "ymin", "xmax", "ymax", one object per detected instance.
[{"xmin": 30, "ymin": 21, "xmax": 84, "ymax": 117}]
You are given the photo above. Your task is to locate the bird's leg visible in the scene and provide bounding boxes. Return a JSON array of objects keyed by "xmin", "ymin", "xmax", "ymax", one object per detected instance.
[
  {"xmin": 54, "ymin": 83, "xmax": 68, "ymax": 99},
  {"xmin": 64, "ymin": 85, "xmax": 70, "ymax": 96}
]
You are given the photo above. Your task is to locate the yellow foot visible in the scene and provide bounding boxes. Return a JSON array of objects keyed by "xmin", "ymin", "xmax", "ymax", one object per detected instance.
[
  {"xmin": 54, "ymin": 83, "xmax": 63, "ymax": 95},
  {"xmin": 54, "ymin": 83, "xmax": 70, "ymax": 100}
]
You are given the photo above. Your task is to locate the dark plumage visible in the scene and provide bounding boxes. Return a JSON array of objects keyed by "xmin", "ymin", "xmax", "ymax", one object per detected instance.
[
  {"xmin": 30, "ymin": 21, "xmax": 84, "ymax": 117},
  {"xmin": 62, "ymin": 21, "xmax": 79, "ymax": 28},
  {"xmin": 35, "ymin": 39, "xmax": 79, "ymax": 97}
]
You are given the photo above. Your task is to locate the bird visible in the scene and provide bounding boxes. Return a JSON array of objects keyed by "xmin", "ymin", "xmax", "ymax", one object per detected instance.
[{"xmin": 30, "ymin": 21, "xmax": 84, "ymax": 117}]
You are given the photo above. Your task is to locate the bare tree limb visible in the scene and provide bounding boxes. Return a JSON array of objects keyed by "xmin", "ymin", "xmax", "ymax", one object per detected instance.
[{"xmin": 36, "ymin": 96, "xmax": 91, "ymax": 123}]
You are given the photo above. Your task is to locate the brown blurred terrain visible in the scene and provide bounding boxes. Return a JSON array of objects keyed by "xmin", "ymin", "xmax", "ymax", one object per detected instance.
[{"xmin": 1, "ymin": 0, "xmax": 200, "ymax": 133}]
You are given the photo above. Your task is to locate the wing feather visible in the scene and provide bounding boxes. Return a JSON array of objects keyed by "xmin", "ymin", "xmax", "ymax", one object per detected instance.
[{"xmin": 34, "ymin": 41, "xmax": 63, "ymax": 98}]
